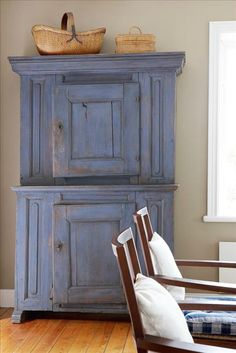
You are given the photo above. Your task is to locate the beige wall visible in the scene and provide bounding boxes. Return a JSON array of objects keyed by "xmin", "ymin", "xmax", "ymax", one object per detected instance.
[{"xmin": 1, "ymin": 0, "xmax": 236, "ymax": 289}]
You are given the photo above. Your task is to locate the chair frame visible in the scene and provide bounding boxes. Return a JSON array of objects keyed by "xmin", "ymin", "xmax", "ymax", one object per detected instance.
[
  {"xmin": 134, "ymin": 207, "xmax": 236, "ymax": 276},
  {"xmin": 133, "ymin": 206, "xmax": 236, "ymax": 308},
  {"xmin": 112, "ymin": 227, "xmax": 236, "ymax": 353}
]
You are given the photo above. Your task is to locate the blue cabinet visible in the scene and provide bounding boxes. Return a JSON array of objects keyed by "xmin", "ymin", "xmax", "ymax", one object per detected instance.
[{"xmin": 9, "ymin": 53, "xmax": 185, "ymax": 322}]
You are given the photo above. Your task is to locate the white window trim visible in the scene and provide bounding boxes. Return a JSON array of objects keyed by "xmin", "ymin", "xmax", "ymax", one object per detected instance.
[{"xmin": 203, "ymin": 21, "xmax": 236, "ymax": 223}]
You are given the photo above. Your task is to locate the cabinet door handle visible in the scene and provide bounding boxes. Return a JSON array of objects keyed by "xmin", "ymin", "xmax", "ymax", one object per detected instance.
[
  {"xmin": 55, "ymin": 241, "xmax": 63, "ymax": 252},
  {"xmin": 82, "ymin": 103, "xmax": 88, "ymax": 119}
]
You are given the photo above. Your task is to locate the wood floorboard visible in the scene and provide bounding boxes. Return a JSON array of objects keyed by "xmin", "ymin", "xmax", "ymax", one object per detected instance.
[
  {"xmin": 14, "ymin": 319, "xmax": 57, "ymax": 353},
  {"xmin": 105, "ymin": 322, "xmax": 130, "ymax": 353},
  {"xmin": 2, "ymin": 319, "xmax": 39, "ymax": 352},
  {"xmin": 0, "ymin": 308, "xmax": 9, "ymax": 318},
  {"xmin": 32, "ymin": 320, "xmax": 68, "ymax": 353},
  {"xmin": 0, "ymin": 308, "xmax": 13, "ymax": 321},
  {"xmin": 67, "ymin": 320, "xmax": 101, "ymax": 353},
  {"xmin": 123, "ymin": 328, "xmax": 136, "ymax": 353},
  {"xmin": 48, "ymin": 321, "xmax": 86, "ymax": 353},
  {"xmin": 85, "ymin": 321, "xmax": 115, "ymax": 353},
  {"xmin": 0, "ymin": 308, "xmax": 136, "ymax": 353}
]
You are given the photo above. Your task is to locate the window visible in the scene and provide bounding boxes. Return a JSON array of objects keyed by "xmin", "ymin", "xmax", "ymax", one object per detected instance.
[{"xmin": 204, "ymin": 22, "xmax": 236, "ymax": 222}]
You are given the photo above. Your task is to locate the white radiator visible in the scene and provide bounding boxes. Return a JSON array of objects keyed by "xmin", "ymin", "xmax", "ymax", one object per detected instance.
[{"xmin": 219, "ymin": 242, "xmax": 236, "ymax": 284}]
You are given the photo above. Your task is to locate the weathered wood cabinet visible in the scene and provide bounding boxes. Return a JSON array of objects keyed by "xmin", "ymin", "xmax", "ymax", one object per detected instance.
[{"xmin": 9, "ymin": 53, "xmax": 185, "ymax": 322}]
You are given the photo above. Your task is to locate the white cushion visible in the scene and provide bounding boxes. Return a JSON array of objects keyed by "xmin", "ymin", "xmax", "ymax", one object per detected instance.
[
  {"xmin": 134, "ymin": 273, "xmax": 193, "ymax": 343},
  {"xmin": 149, "ymin": 232, "xmax": 185, "ymax": 300}
]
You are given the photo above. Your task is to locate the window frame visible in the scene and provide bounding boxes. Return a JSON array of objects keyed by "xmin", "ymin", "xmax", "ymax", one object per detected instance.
[{"xmin": 204, "ymin": 21, "xmax": 236, "ymax": 222}]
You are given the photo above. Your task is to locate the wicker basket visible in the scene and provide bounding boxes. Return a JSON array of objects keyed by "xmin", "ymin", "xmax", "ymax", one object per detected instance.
[
  {"xmin": 32, "ymin": 12, "xmax": 106, "ymax": 55},
  {"xmin": 115, "ymin": 26, "xmax": 156, "ymax": 54}
]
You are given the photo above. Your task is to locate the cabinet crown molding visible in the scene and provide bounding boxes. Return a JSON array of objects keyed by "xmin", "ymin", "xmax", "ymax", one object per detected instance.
[{"xmin": 9, "ymin": 52, "xmax": 185, "ymax": 75}]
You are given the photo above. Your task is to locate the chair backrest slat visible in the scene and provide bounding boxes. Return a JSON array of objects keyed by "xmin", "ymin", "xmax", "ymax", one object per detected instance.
[
  {"xmin": 112, "ymin": 228, "xmax": 144, "ymax": 341},
  {"xmin": 143, "ymin": 214, "xmax": 154, "ymax": 241},
  {"xmin": 127, "ymin": 237, "xmax": 142, "ymax": 277},
  {"xmin": 134, "ymin": 207, "xmax": 155, "ymax": 276}
]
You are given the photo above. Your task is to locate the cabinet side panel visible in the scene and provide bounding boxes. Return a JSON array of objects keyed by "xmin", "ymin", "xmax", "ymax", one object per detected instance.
[{"xmin": 20, "ymin": 76, "xmax": 54, "ymax": 185}]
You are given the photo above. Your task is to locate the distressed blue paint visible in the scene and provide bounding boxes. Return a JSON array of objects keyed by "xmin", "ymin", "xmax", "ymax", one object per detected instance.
[
  {"xmin": 12, "ymin": 186, "xmax": 176, "ymax": 319},
  {"xmin": 9, "ymin": 53, "xmax": 185, "ymax": 322},
  {"xmin": 9, "ymin": 53, "xmax": 185, "ymax": 184},
  {"xmin": 53, "ymin": 203, "xmax": 134, "ymax": 307},
  {"xmin": 53, "ymin": 82, "xmax": 139, "ymax": 177}
]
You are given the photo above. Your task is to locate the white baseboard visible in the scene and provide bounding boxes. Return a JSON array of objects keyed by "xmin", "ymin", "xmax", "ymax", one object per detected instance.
[
  {"xmin": 219, "ymin": 242, "xmax": 236, "ymax": 284},
  {"xmin": 0, "ymin": 289, "xmax": 15, "ymax": 307}
]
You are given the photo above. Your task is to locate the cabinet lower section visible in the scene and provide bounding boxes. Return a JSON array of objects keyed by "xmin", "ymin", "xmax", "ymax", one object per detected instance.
[{"xmin": 12, "ymin": 184, "xmax": 177, "ymax": 322}]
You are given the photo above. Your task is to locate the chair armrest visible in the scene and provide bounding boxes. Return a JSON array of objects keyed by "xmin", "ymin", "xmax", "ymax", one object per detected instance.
[
  {"xmin": 137, "ymin": 335, "xmax": 236, "ymax": 352},
  {"xmin": 152, "ymin": 274, "xmax": 236, "ymax": 293},
  {"xmin": 176, "ymin": 260, "xmax": 236, "ymax": 268}
]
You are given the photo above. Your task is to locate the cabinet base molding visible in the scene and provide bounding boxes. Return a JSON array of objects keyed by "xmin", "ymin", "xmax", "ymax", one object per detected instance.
[
  {"xmin": 0, "ymin": 289, "xmax": 14, "ymax": 307},
  {"xmin": 11, "ymin": 309, "xmax": 130, "ymax": 324},
  {"xmin": 53, "ymin": 303, "xmax": 127, "ymax": 313}
]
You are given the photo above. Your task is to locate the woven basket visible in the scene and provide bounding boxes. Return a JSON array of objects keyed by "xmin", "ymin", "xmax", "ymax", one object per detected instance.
[
  {"xmin": 32, "ymin": 12, "xmax": 106, "ymax": 55},
  {"xmin": 115, "ymin": 26, "xmax": 156, "ymax": 54}
]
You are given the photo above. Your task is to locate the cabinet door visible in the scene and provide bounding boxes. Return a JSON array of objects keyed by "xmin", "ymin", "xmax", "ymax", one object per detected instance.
[
  {"xmin": 53, "ymin": 83, "xmax": 140, "ymax": 177},
  {"xmin": 53, "ymin": 202, "xmax": 135, "ymax": 310}
]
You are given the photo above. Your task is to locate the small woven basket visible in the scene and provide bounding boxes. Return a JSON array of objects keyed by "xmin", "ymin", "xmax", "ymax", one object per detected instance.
[
  {"xmin": 115, "ymin": 26, "xmax": 156, "ymax": 54},
  {"xmin": 32, "ymin": 12, "xmax": 106, "ymax": 55}
]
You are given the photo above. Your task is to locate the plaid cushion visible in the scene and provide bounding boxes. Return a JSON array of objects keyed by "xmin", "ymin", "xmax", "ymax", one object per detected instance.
[{"xmin": 183, "ymin": 311, "xmax": 236, "ymax": 336}]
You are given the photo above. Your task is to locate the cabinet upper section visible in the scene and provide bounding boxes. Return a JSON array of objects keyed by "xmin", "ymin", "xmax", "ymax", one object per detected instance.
[{"xmin": 9, "ymin": 53, "xmax": 185, "ymax": 185}]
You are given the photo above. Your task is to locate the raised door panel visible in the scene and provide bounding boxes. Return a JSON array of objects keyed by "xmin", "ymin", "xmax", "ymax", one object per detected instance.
[
  {"xmin": 136, "ymin": 191, "xmax": 174, "ymax": 250},
  {"xmin": 53, "ymin": 202, "xmax": 135, "ymax": 309},
  {"xmin": 53, "ymin": 83, "xmax": 140, "ymax": 177},
  {"xmin": 139, "ymin": 72, "xmax": 176, "ymax": 183},
  {"xmin": 15, "ymin": 194, "xmax": 53, "ymax": 311},
  {"xmin": 20, "ymin": 75, "xmax": 54, "ymax": 185}
]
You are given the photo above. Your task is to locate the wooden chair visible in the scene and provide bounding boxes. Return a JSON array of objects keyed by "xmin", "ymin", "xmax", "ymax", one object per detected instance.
[
  {"xmin": 112, "ymin": 227, "xmax": 236, "ymax": 353},
  {"xmin": 134, "ymin": 206, "xmax": 236, "ymax": 347}
]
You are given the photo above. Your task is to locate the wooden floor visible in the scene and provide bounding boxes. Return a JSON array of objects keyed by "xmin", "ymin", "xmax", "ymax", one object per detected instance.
[{"xmin": 0, "ymin": 308, "xmax": 136, "ymax": 353}]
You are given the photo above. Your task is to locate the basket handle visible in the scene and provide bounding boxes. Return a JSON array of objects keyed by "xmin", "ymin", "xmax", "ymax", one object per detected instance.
[
  {"xmin": 129, "ymin": 26, "xmax": 142, "ymax": 34},
  {"xmin": 61, "ymin": 12, "xmax": 75, "ymax": 31},
  {"xmin": 61, "ymin": 12, "xmax": 82, "ymax": 43}
]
